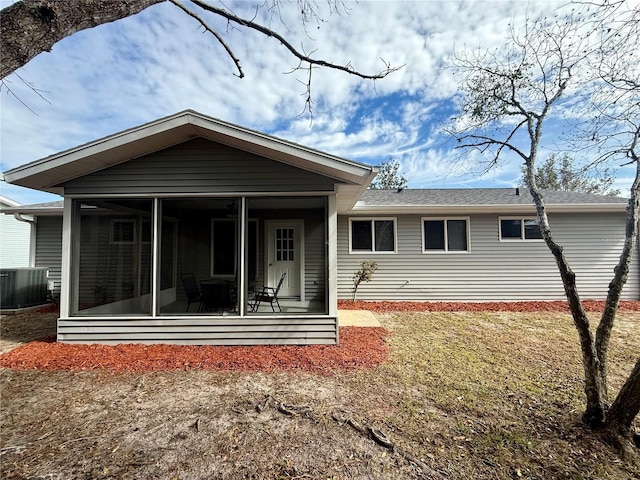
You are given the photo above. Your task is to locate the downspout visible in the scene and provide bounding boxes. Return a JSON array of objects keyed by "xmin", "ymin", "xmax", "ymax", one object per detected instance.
[{"xmin": 13, "ymin": 213, "xmax": 36, "ymax": 267}]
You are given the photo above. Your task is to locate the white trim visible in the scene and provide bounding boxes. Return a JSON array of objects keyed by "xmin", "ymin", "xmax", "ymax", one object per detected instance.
[
  {"xmin": 328, "ymin": 195, "xmax": 338, "ymax": 318},
  {"xmin": 59, "ymin": 198, "xmax": 74, "ymax": 319},
  {"xmin": 348, "ymin": 217, "xmax": 398, "ymax": 254},
  {"xmin": 239, "ymin": 198, "xmax": 247, "ymax": 316},
  {"xmin": 64, "ymin": 191, "xmax": 336, "ymax": 199},
  {"xmin": 421, "ymin": 216, "xmax": 471, "ymax": 253},
  {"xmin": 498, "ymin": 216, "xmax": 545, "ymax": 242},
  {"xmin": 151, "ymin": 199, "xmax": 159, "ymax": 316}
]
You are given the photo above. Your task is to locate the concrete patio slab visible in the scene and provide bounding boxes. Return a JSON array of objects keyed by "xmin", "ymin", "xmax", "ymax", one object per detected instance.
[{"xmin": 338, "ymin": 309, "xmax": 381, "ymax": 327}]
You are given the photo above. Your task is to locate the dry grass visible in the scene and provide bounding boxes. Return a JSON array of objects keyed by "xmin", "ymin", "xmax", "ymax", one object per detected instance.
[{"xmin": 1, "ymin": 310, "xmax": 639, "ymax": 479}]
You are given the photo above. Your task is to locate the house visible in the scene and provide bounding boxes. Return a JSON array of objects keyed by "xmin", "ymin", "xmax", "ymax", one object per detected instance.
[
  {"xmin": 2, "ymin": 110, "xmax": 638, "ymax": 345},
  {"xmin": 0, "ymin": 195, "xmax": 33, "ymax": 268}
]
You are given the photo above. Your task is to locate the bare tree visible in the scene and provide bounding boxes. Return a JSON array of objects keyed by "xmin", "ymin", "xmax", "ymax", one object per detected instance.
[
  {"xmin": 449, "ymin": 1, "xmax": 639, "ymax": 454},
  {"xmin": 1, "ymin": 0, "xmax": 401, "ymax": 110},
  {"xmin": 369, "ymin": 159, "xmax": 408, "ymax": 190},
  {"xmin": 520, "ymin": 153, "xmax": 620, "ymax": 196}
]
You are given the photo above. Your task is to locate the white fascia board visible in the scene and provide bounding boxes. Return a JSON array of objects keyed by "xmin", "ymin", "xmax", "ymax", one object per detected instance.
[
  {"xmin": 349, "ymin": 203, "xmax": 629, "ymax": 215},
  {"xmin": 0, "ymin": 195, "xmax": 22, "ymax": 207}
]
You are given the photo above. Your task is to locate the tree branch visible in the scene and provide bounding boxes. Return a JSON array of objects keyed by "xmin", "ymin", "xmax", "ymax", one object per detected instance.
[
  {"xmin": 167, "ymin": 0, "xmax": 244, "ymax": 78},
  {"xmin": 1, "ymin": 0, "xmax": 164, "ymax": 79},
  {"xmin": 190, "ymin": 0, "xmax": 403, "ymax": 80}
]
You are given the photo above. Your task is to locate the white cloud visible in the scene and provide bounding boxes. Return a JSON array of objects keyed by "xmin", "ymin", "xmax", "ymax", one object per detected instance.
[{"xmin": 4, "ymin": 0, "xmax": 633, "ymax": 204}]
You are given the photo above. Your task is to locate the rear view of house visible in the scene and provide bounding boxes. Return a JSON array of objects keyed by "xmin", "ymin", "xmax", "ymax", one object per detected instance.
[{"xmin": 3, "ymin": 110, "xmax": 637, "ymax": 345}]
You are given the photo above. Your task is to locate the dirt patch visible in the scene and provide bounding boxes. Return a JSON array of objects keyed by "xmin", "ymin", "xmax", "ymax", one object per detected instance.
[
  {"xmin": 0, "ymin": 306, "xmax": 57, "ymax": 354},
  {"xmin": 1, "ymin": 311, "xmax": 639, "ymax": 479}
]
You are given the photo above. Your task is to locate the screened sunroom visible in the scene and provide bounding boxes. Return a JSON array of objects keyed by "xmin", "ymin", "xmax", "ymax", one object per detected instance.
[
  {"xmin": 3, "ymin": 111, "xmax": 376, "ymax": 344},
  {"xmin": 70, "ymin": 196, "xmax": 329, "ymax": 318}
]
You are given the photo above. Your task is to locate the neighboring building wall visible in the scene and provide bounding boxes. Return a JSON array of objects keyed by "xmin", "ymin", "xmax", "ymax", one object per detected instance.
[
  {"xmin": 0, "ymin": 202, "xmax": 31, "ymax": 267},
  {"xmin": 337, "ymin": 212, "xmax": 640, "ymax": 301},
  {"xmin": 34, "ymin": 216, "xmax": 63, "ymax": 299}
]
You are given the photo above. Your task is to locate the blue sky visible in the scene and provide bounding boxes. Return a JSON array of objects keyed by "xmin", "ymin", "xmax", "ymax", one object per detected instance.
[{"xmin": 0, "ymin": 0, "xmax": 636, "ymax": 204}]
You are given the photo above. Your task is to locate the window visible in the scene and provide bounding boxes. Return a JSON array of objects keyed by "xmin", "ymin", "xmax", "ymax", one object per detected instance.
[
  {"xmin": 422, "ymin": 218, "xmax": 469, "ymax": 252},
  {"xmin": 499, "ymin": 217, "xmax": 543, "ymax": 240},
  {"xmin": 350, "ymin": 218, "xmax": 396, "ymax": 253},
  {"xmin": 110, "ymin": 219, "xmax": 136, "ymax": 244}
]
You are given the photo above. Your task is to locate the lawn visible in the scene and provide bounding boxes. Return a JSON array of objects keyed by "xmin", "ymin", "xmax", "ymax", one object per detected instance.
[{"xmin": 1, "ymin": 310, "xmax": 638, "ymax": 479}]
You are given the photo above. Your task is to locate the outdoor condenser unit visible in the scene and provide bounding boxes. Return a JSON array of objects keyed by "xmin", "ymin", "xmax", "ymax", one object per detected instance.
[{"xmin": 0, "ymin": 268, "xmax": 48, "ymax": 310}]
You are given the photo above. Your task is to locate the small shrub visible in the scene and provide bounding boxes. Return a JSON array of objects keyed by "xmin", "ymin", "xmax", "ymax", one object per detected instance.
[{"xmin": 352, "ymin": 260, "xmax": 378, "ymax": 302}]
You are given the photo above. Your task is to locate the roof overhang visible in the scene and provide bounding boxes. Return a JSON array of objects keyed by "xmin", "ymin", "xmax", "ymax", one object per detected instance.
[{"xmin": 3, "ymin": 110, "xmax": 376, "ymax": 210}]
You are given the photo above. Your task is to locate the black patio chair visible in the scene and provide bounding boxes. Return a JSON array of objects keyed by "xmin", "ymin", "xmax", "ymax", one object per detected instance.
[
  {"xmin": 180, "ymin": 273, "xmax": 202, "ymax": 312},
  {"xmin": 250, "ymin": 272, "xmax": 286, "ymax": 312}
]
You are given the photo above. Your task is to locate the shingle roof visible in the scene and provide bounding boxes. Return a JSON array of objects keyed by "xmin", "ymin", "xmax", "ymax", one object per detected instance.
[
  {"xmin": 358, "ymin": 188, "xmax": 627, "ymax": 206},
  {"xmin": 2, "ymin": 188, "xmax": 628, "ymax": 216}
]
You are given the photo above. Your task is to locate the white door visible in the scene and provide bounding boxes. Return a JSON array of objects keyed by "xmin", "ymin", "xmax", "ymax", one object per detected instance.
[{"xmin": 266, "ymin": 221, "xmax": 304, "ymax": 299}]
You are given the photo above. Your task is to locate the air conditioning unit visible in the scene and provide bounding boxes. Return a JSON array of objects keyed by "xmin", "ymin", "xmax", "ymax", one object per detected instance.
[{"xmin": 0, "ymin": 268, "xmax": 48, "ymax": 310}]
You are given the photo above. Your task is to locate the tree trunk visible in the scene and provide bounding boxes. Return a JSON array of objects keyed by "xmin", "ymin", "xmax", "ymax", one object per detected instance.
[
  {"xmin": 526, "ymin": 164, "xmax": 608, "ymax": 427},
  {"xmin": 603, "ymin": 358, "xmax": 640, "ymax": 458},
  {"xmin": 596, "ymin": 159, "xmax": 640, "ymax": 398},
  {"xmin": 1, "ymin": 0, "xmax": 164, "ymax": 79}
]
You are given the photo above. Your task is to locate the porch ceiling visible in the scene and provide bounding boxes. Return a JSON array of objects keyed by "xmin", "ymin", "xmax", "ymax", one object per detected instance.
[{"xmin": 3, "ymin": 111, "xmax": 377, "ymax": 209}]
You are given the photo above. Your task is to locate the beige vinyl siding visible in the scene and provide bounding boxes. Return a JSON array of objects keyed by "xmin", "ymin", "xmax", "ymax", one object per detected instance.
[
  {"xmin": 61, "ymin": 138, "xmax": 336, "ymax": 195},
  {"xmin": 57, "ymin": 316, "xmax": 337, "ymax": 345},
  {"xmin": 34, "ymin": 216, "xmax": 63, "ymax": 298},
  {"xmin": 338, "ymin": 212, "xmax": 639, "ymax": 301}
]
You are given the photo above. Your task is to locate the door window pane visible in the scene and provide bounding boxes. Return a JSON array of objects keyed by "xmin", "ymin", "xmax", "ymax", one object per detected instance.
[{"xmin": 276, "ymin": 227, "xmax": 294, "ymax": 261}]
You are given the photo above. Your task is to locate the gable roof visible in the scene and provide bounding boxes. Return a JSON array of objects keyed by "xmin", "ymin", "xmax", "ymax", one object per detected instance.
[
  {"xmin": 351, "ymin": 188, "xmax": 629, "ymax": 214},
  {"xmin": 2, "ymin": 110, "xmax": 377, "ymax": 212}
]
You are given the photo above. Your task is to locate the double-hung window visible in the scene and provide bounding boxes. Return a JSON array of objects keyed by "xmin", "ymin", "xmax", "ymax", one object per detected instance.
[
  {"xmin": 499, "ymin": 217, "xmax": 543, "ymax": 241},
  {"xmin": 110, "ymin": 219, "xmax": 136, "ymax": 245},
  {"xmin": 350, "ymin": 218, "xmax": 396, "ymax": 253},
  {"xmin": 422, "ymin": 217, "xmax": 470, "ymax": 253}
]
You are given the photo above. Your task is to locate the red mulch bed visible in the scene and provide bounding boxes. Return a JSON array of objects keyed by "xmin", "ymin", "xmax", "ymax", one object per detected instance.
[
  {"xmin": 338, "ymin": 299, "xmax": 640, "ymax": 313},
  {"xmin": 0, "ymin": 327, "xmax": 388, "ymax": 374},
  {"xmin": 2, "ymin": 300, "xmax": 638, "ymax": 374}
]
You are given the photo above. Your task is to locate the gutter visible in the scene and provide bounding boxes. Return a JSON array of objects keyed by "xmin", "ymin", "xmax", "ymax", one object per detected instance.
[{"xmin": 13, "ymin": 212, "xmax": 35, "ymax": 224}]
